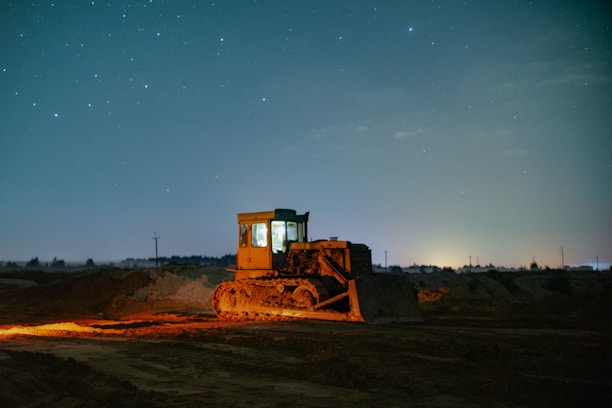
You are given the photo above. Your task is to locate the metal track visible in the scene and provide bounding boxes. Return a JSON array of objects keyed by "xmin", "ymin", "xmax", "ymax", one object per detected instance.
[{"xmin": 211, "ymin": 278, "xmax": 363, "ymax": 322}]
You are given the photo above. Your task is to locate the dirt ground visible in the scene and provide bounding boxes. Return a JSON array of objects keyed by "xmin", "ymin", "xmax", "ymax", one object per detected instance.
[{"xmin": 1, "ymin": 266, "xmax": 611, "ymax": 407}]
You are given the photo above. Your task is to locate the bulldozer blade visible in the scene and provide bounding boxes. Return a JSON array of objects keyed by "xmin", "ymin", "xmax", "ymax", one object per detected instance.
[{"xmin": 352, "ymin": 273, "xmax": 423, "ymax": 324}]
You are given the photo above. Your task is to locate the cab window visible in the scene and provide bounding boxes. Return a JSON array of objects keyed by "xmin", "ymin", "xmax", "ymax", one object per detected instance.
[
  {"xmin": 252, "ymin": 222, "xmax": 268, "ymax": 247},
  {"xmin": 271, "ymin": 220, "xmax": 286, "ymax": 253},
  {"xmin": 239, "ymin": 224, "xmax": 248, "ymax": 247},
  {"xmin": 287, "ymin": 221, "xmax": 299, "ymax": 242}
]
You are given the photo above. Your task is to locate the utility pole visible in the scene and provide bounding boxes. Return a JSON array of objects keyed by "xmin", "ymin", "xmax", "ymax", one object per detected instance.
[
  {"xmin": 153, "ymin": 231, "xmax": 160, "ymax": 268},
  {"xmin": 561, "ymin": 246, "xmax": 565, "ymax": 270},
  {"xmin": 384, "ymin": 250, "xmax": 388, "ymax": 271}
]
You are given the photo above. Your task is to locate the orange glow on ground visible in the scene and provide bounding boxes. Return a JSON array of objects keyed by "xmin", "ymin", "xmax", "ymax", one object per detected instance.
[
  {"xmin": 0, "ymin": 322, "xmax": 121, "ymax": 337},
  {"xmin": 0, "ymin": 314, "xmax": 256, "ymax": 338}
]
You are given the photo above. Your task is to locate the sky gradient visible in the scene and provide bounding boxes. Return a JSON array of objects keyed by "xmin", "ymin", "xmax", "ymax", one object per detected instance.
[{"xmin": 1, "ymin": 1, "xmax": 611, "ymax": 269}]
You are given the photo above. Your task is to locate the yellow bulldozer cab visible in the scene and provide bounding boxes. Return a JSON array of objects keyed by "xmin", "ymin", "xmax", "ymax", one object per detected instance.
[{"xmin": 235, "ymin": 209, "xmax": 309, "ymax": 277}]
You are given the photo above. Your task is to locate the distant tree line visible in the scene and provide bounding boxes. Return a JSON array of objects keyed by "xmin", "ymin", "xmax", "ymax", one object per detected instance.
[
  {"xmin": 25, "ymin": 257, "xmax": 68, "ymax": 268},
  {"xmin": 126, "ymin": 254, "xmax": 236, "ymax": 266},
  {"xmin": 25, "ymin": 256, "xmax": 94, "ymax": 268},
  {"xmin": 0, "ymin": 257, "xmax": 94, "ymax": 269},
  {"xmin": 2, "ymin": 254, "xmax": 234, "ymax": 269}
]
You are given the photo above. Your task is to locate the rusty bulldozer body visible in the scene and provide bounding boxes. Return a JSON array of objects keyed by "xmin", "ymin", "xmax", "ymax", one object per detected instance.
[{"xmin": 212, "ymin": 209, "xmax": 422, "ymax": 323}]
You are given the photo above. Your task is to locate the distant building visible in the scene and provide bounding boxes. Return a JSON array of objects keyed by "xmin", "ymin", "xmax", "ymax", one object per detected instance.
[{"xmin": 567, "ymin": 265, "xmax": 594, "ymax": 271}]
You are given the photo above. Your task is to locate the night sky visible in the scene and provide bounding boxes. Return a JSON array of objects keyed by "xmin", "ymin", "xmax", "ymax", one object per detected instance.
[{"xmin": 1, "ymin": 1, "xmax": 611, "ymax": 269}]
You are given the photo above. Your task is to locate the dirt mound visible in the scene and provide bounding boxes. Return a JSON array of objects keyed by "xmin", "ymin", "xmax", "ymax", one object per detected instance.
[
  {"xmin": 104, "ymin": 269, "xmax": 220, "ymax": 319},
  {"xmin": 413, "ymin": 269, "xmax": 612, "ymax": 321},
  {"xmin": 0, "ymin": 269, "xmax": 149, "ymax": 324},
  {"xmin": 131, "ymin": 270, "xmax": 212, "ymax": 303},
  {"xmin": 0, "ymin": 266, "xmax": 232, "ymax": 324}
]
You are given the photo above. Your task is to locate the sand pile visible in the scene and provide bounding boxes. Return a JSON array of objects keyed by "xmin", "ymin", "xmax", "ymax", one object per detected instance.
[
  {"xmin": 0, "ymin": 266, "xmax": 232, "ymax": 323},
  {"xmin": 412, "ymin": 269, "xmax": 612, "ymax": 321}
]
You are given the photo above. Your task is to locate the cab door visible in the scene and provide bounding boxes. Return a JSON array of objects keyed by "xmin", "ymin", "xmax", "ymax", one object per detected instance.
[
  {"xmin": 237, "ymin": 221, "xmax": 271, "ymax": 271},
  {"xmin": 271, "ymin": 220, "xmax": 288, "ymax": 270}
]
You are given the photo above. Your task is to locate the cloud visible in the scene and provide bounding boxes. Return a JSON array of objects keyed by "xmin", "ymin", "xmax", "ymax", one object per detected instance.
[
  {"xmin": 393, "ymin": 127, "xmax": 425, "ymax": 139},
  {"xmin": 535, "ymin": 62, "xmax": 612, "ymax": 87},
  {"xmin": 308, "ymin": 125, "xmax": 339, "ymax": 140}
]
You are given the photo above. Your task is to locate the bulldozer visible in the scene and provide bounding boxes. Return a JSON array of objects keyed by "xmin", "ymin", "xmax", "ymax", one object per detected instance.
[{"xmin": 212, "ymin": 209, "xmax": 422, "ymax": 323}]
